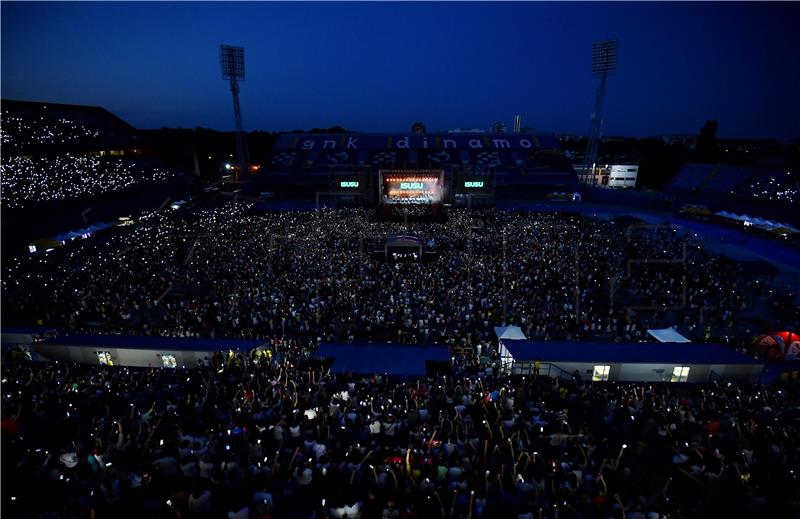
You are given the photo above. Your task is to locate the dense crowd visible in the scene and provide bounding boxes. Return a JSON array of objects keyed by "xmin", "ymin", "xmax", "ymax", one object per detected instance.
[
  {"xmin": 0, "ymin": 155, "xmax": 174, "ymax": 209},
  {"xmin": 3, "ymin": 348, "xmax": 799, "ymax": 519},
  {"xmin": 0, "ymin": 112, "xmax": 101, "ymax": 150},
  {"xmin": 3, "ymin": 203, "xmax": 797, "ymax": 349}
]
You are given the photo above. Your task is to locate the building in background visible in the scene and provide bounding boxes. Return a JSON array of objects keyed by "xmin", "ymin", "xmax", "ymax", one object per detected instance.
[
  {"xmin": 513, "ymin": 114, "xmax": 522, "ymax": 134},
  {"xmin": 608, "ymin": 164, "xmax": 639, "ymax": 188},
  {"xmin": 448, "ymin": 128, "xmax": 485, "ymax": 134},
  {"xmin": 490, "ymin": 121, "xmax": 507, "ymax": 134},
  {"xmin": 411, "ymin": 122, "xmax": 426, "ymax": 134},
  {"xmin": 573, "ymin": 163, "xmax": 638, "ymax": 188}
]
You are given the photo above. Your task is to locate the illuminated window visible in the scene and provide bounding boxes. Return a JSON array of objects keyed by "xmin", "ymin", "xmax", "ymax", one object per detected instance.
[
  {"xmin": 592, "ymin": 365, "xmax": 610, "ymax": 381},
  {"xmin": 671, "ymin": 366, "xmax": 690, "ymax": 382},
  {"xmin": 97, "ymin": 351, "xmax": 114, "ymax": 366},
  {"xmin": 161, "ymin": 354, "xmax": 177, "ymax": 369}
]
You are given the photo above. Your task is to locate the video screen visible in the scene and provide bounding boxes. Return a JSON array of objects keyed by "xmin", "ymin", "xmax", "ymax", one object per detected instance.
[{"xmin": 382, "ymin": 174, "xmax": 442, "ymax": 205}]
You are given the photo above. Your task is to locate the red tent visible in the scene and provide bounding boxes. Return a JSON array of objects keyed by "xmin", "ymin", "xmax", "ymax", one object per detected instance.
[{"xmin": 753, "ymin": 331, "xmax": 800, "ymax": 361}]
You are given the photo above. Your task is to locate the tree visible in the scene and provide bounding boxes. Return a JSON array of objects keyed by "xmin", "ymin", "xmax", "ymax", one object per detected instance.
[
  {"xmin": 637, "ymin": 139, "xmax": 688, "ymax": 189},
  {"xmin": 694, "ymin": 120, "xmax": 720, "ymax": 163}
]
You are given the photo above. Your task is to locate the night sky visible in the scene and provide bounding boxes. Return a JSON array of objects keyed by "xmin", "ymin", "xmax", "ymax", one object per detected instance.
[{"xmin": 2, "ymin": 2, "xmax": 798, "ymax": 139}]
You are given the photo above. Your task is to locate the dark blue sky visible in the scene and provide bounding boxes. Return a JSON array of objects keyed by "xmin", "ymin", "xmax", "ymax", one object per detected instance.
[{"xmin": 3, "ymin": 2, "xmax": 798, "ymax": 139}]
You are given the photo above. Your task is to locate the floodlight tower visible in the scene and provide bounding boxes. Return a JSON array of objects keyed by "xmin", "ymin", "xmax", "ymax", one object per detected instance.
[
  {"xmin": 583, "ymin": 39, "xmax": 617, "ymax": 188},
  {"xmin": 220, "ymin": 44, "xmax": 249, "ymax": 182}
]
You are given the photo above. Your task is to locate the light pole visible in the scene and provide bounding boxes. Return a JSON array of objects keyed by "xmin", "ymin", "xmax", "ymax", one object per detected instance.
[
  {"xmin": 220, "ymin": 45, "xmax": 249, "ymax": 183},
  {"xmin": 583, "ymin": 39, "xmax": 618, "ymax": 189}
]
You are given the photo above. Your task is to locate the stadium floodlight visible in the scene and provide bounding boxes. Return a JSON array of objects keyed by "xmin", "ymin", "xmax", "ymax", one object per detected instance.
[
  {"xmin": 220, "ymin": 45, "xmax": 249, "ymax": 182},
  {"xmin": 591, "ymin": 39, "xmax": 618, "ymax": 75},
  {"xmin": 583, "ymin": 39, "xmax": 618, "ymax": 188},
  {"xmin": 220, "ymin": 45, "xmax": 245, "ymax": 81}
]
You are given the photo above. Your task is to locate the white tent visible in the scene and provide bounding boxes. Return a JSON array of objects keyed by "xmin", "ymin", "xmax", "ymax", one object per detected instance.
[
  {"xmin": 715, "ymin": 211, "xmax": 799, "ymax": 233},
  {"xmin": 494, "ymin": 325, "xmax": 527, "ymax": 341},
  {"xmin": 495, "ymin": 326, "xmax": 527, "ymax": 371},
  {"xmin": 647, "ymin": 328, "xmax": 691, "ymax": 343}
]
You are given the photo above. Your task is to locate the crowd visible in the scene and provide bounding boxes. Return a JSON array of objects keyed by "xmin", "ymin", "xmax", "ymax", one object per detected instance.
[
  {"xmin": 0, "ymin": 155, "xmax": 174, "ymax": 209},
  {"xmin": 735, "ymin": 171, "xmax": 799, "ymax": 206},
  {"xmin": 3, "ymin": 202, "xmax": 797, "ymax": 350},
  {"xmin": 0, "ymin": 112, "xmax": 101, "ymax": 151},
  {"xmin": 3, "ymin": 346, "xmax": 799, "ymax": 519}
]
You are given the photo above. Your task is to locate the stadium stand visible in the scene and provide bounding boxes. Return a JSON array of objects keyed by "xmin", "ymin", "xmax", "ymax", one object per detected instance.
[
  {"xmin": 1, "ymin": 154, "xmax": 173, "ymax": 209},
  {"xmin": 697, "ymin": 167, "xmax": 755, "ymax": 195},
  {"xmin": 735, "ymin": 170, "xmax": 799, "ymax": 205},
  {"xmin": 0, "ymin": 100, "xmax": 179, "ymax": 210},
  {"xmin": 1, "ymin": 99, "xmax": 139, "ymax": 153},
  {"xmin": 665, "ymin": 165, "xmax": 707, "ymax": 193},
  {"xmin": 260, "ymin": 133, "xmax": 580, "ymax": 200},
  {"xmin": 667, "ymin": 163, "xmax": 799, "ymax": 204},
  {"xmin": 667, "ymin": 164, "xmax": 754, "ymax": 196},
  {"xmin": 265, "ymin": 133, "xmax": 568, "ymax": 175}
]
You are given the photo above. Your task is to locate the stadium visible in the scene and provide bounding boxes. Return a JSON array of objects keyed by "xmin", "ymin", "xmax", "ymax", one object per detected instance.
[{"xmin": 2, "ymin": 4, "xmax": 800, "ymax": 519}]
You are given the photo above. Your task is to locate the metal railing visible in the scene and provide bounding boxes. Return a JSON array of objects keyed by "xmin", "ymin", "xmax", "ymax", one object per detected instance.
[{"xmin": 511, "ymin": 361, "xmax": 574, "ymax": 380}]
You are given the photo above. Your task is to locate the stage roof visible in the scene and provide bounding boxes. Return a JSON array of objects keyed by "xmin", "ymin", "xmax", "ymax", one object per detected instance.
[
  {"xmin": 42, "ymin": 334, "xmax": 265, "ymax": 352},
  {"xmin": 314, "ymin": 342, "xmax": 451, "ymax": 376},
  {"xmin": 501, "ymin": 340, "xmax": 761, "ymax": 365}
]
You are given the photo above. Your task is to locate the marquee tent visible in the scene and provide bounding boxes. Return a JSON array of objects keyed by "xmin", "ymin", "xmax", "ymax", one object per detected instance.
[
  {"xmin": 752, "ymin": 331, "xmax": 800, "ymax": 361},
  {"xmin": 494, "ymin": 325, "xmax": 527, "ymax": 341},
  {"xmin": 647, "ymin": 328, "xmax": 691, "ymax": 343},
  {"xmin": 714, "ymin": 211, "xmax": 799, "ymax": 235}
]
